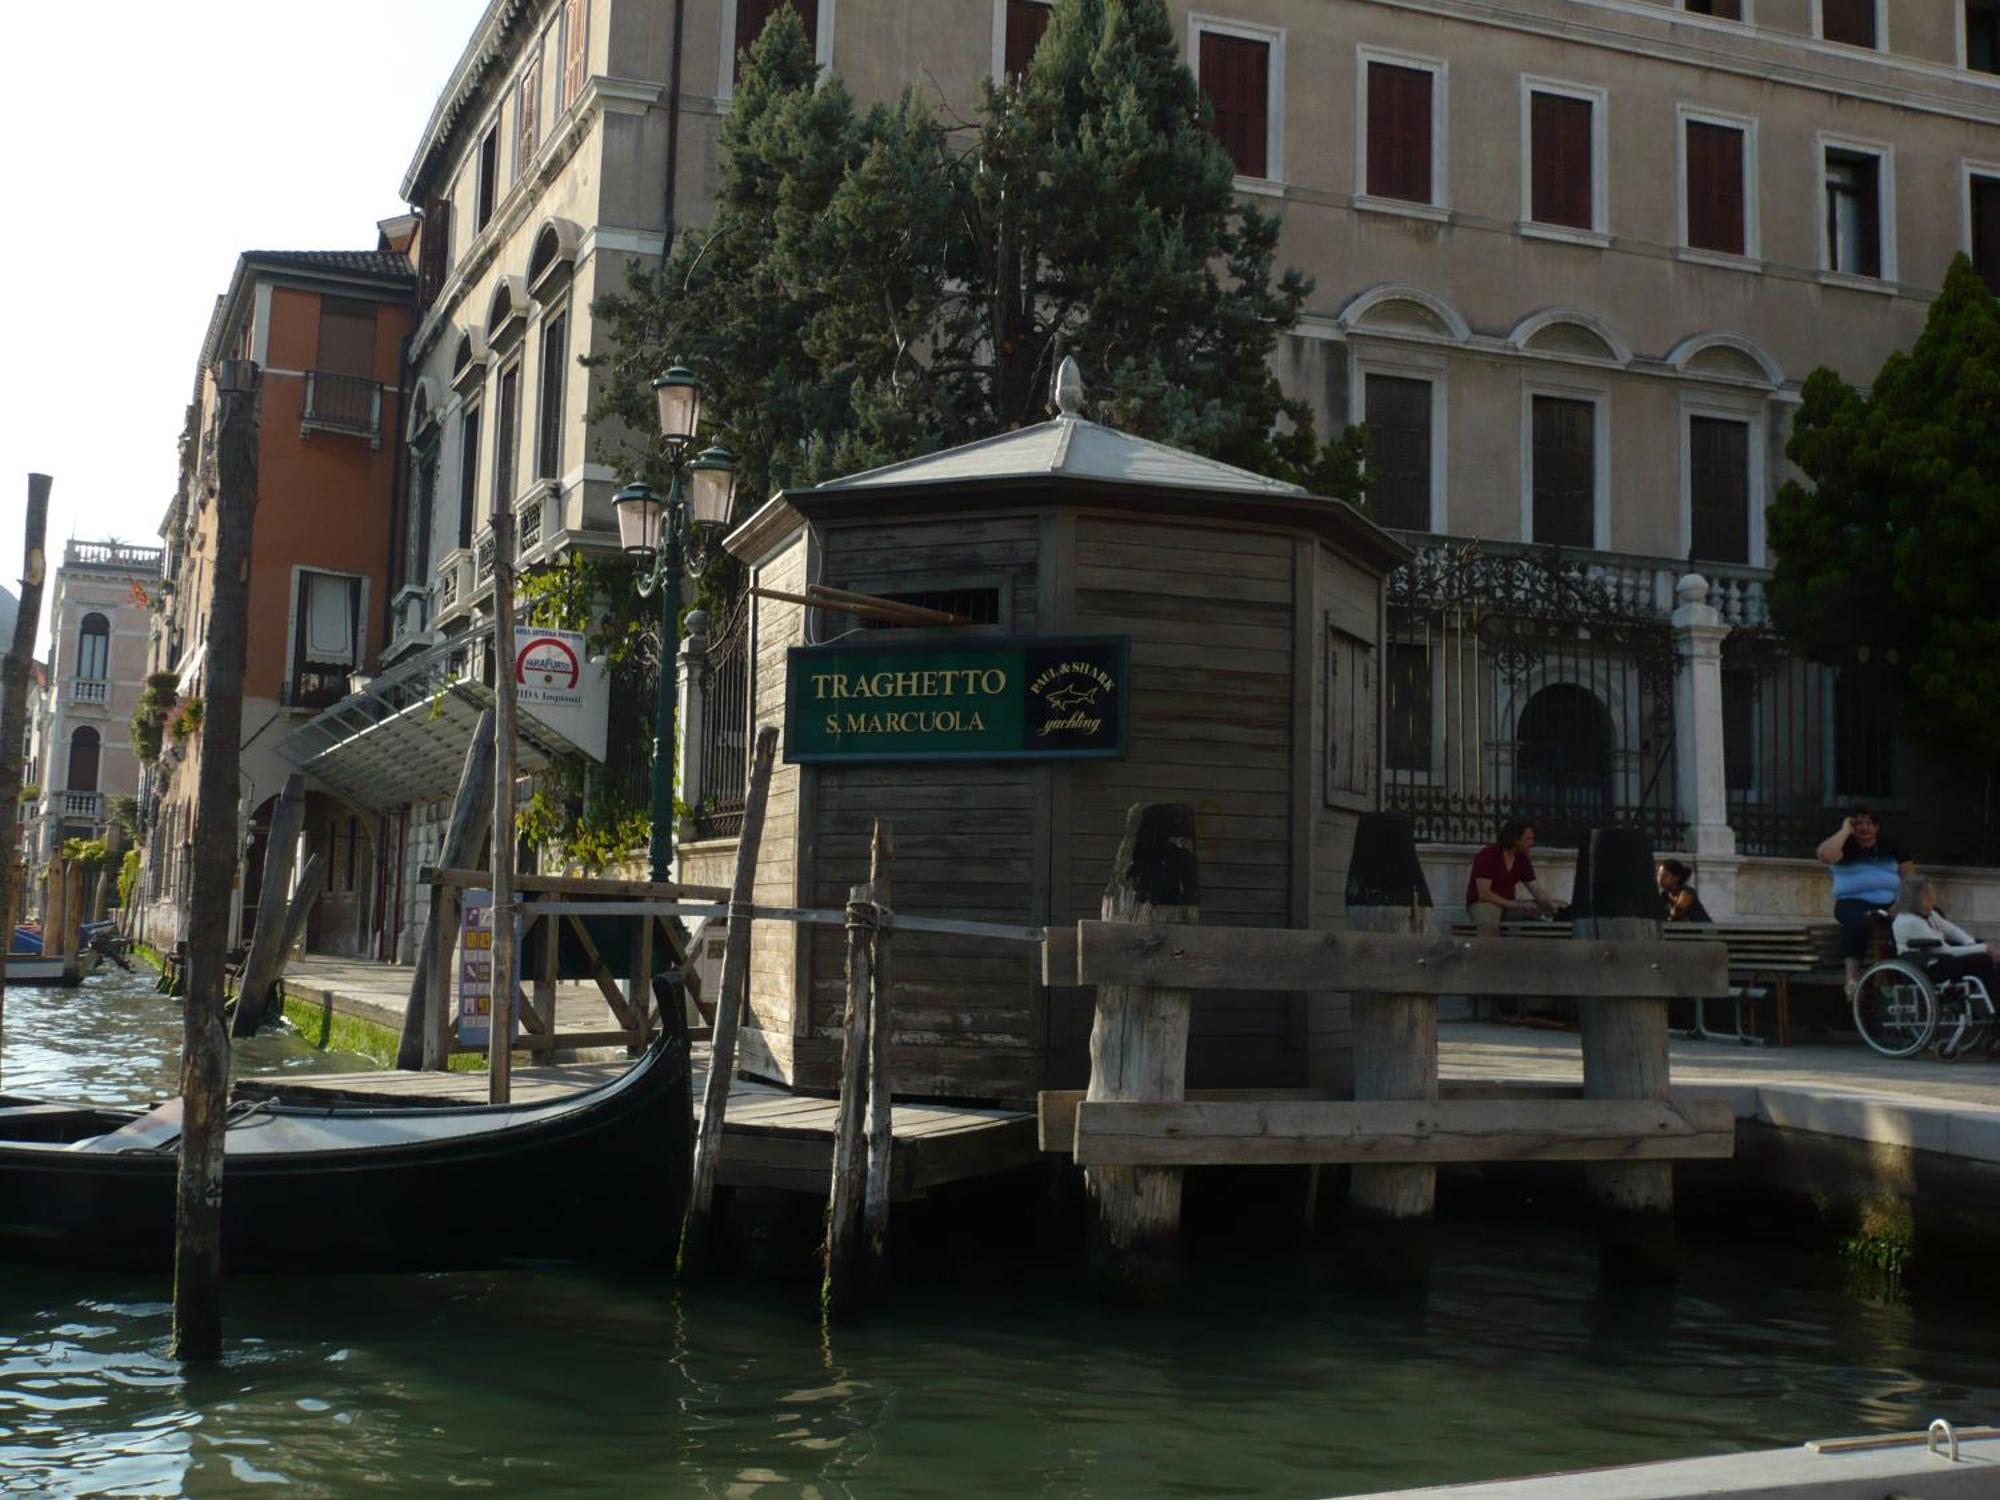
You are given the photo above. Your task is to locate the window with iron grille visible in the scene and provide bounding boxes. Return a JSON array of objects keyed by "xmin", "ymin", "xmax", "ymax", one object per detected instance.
[
  {"xmin": 1529, "ymin": 90, "xmax": 1594, "ymax": 230},
  {"xmin": 1531, "ymin": 395, "xmax": 1595, "ymax": 548},
  {"xmin": 1366, "ymin": 61, "xmax": 1434, "ymax": 205},
  {"xmin": 1688, "ymin": 416, "xmax": 1750, "ymax": 566},
  {"xmin": 1197, "ymin": 29, "xmax": 1271, "ymax": 180}
]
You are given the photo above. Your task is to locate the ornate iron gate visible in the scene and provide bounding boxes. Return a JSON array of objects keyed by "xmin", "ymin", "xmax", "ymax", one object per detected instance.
[{"xmin": 692, "ymin": 598, "xmax": 750, "ymax": 841}]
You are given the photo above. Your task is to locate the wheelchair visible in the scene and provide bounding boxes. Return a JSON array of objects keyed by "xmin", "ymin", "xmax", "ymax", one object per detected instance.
[{"xmin": 1852, "ymin": 937, "xmax": 2000, "ymax": 1060}]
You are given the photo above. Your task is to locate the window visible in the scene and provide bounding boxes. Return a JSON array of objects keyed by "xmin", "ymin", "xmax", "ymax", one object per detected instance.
[
  {"xmin": 560, "ymin": 0, "xmax": 589, "ymax": 108},
  {"xmin": 735, "ymin": 0, "xmax": 817, "ymax": 79},
  {"xmin": 1003, "ymin": 0, "xmax": 1051, "ymax": 79},
  {"xmin": 1823, "ymin": 146, "xmax": 1884, "ymax": 278},
  {"xmin": 67, "ymin": 727, "xmax": 101, "ymax": 794},
  {"xmin": 315, "ymin": 298, "xmax": 377, "ymax": 379},
  {"xmin": 536, "ymin": 309, "xmax": 568, "ymax": 481},
  {"xmin": 1971, "ymin": 1, "xmax": 2000, "ymax": 72},
  {"xmin": 413, "ymin": 445, "xmax": 439, "ymax": 583},
  {"xmin": 419, "ymin": 196, "xmax": 452, "ymax": 304},
  {"xmin": 1685, "ymin": 0, "xmax": 1743, "ymax": 16},
  {"xmin": 1688, "ymin": 416, "xmax": 1751, "ymax": 565},
  {"xmin": 1195, "ymin": 24, "xmax": 1276, "ymax": 181},
  {"xmin": 515, "ymin": 53, "xmax": 542, "ymax": 179},
  {"xmin": 474, "ymin": 124, "xmax": 500, "ymax": 233},
  {"xmin": 76, "ymin": 613, "xmax": 110, "ymax": 682},
  {"xmin": 1684, "ymin": 118, "xmax": 1748, "ymax": 257},
  {"xmin": 457, "ymin": 402, "xmax": 482, "ymax": 550},
  {"xmin": 1325, "ymin": 626, "xmax": 1375, "ymax": 804},
  {"xmin": 1363, "ymin": 58, "xmax": 1438, "ymax": 207},
  {"xmin": 1385, "ymin": 642, "xmax": 1433, "ymax": 776},
  {"xmin": 1820, "ymin": 0, "xmax": 1878, "ymax": 47},
  {"xmin": 1363, "ymin": 374, "xmax": 1433, "ymax": 531},
  {"xmin": 1531, "ymin": 394, "xmax": 1596, "ymax": 547},
  {"xmin": 292, "ymin": 571, "xmax": 363, "ymax": 709},
  {"xmin": 324, "ymin": 815, "xmax": 362, "ymax": 895},
  {"xmin": 1969, "ymin": 169, "xmax": 2000, "ymax": 294},
  {"xmin": 1527, "ymin": 87, "xmax": 1597, "ymax": 233},
  {"xmin": 493, "ymin": 361, "xmax": 522, "ymax": 516}
]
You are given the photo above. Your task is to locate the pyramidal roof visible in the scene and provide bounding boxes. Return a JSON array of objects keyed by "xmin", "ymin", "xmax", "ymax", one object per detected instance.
[{"xmin": 810, "ymin": 416, "xmax": 1306, "ymax": 498}]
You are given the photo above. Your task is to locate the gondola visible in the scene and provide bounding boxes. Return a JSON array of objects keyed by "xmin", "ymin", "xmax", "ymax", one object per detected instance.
[{"xmin": 0, "ymin": 1018, "xmax": 692, "ymax": 1272}]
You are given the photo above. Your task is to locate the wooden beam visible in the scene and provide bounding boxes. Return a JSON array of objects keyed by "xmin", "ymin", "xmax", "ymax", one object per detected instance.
[
  {"xmin": 1039, "ymin": 1087, "xmax": 1339, "ymax": 1155},
  {"xmin": 1072, "ymin": 1097, "xmax": 1736, "ymax": 1167},
  {"xmin": 1071, "ymin": 922, "xmax": 1728, "ymax": 999},
  {"xmin": 423, "ymin": 867, "xmax": 730, "ymax": 902},
  {"xmin": 397, "ymin": 711, "xmax": 496, "ymax": 1070},
  {"xmin": 231, "ymin": 772, "xmax": 306, "ymax": 1036}
]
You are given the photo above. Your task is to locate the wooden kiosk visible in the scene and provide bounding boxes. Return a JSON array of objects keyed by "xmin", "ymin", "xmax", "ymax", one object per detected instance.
[{"xmin": 719, "ymin": 380, "xmax": 1407, "ymax": 1103}]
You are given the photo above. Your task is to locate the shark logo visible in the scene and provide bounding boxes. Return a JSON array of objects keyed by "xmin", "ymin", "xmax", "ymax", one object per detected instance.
[{"xmin": 1045, "ymin": 684, "xmax": 1100, "ymax": 713}]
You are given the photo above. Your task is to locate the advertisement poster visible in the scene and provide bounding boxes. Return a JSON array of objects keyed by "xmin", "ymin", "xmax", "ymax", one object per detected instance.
[{"xmin": 454, "ymin": 889, "xmax": 521, "ymax": 1048}]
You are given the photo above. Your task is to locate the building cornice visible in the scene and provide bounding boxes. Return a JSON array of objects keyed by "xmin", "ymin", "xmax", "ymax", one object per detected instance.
[{"xmin": 402, "ymin": 0, "xmax": 538, "ymax": 203}]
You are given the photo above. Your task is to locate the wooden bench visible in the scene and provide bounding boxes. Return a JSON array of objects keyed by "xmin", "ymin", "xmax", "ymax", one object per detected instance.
[{"xmin": 1445, "ymin": 919, "xmax": 1835, "ymax": 1046}]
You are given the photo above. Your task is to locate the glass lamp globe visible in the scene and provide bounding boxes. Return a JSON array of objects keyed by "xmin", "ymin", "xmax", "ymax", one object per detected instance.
[
  {"xmin": 651, "ymin": 367, "xmax": 705, "ymax": 447},
  {"xmin": 688, "ymin": 447, "xmax": 740, "ymax": 529},
  {"xmin": 613, "ymin": 483, "xmax": 664, "ymax": 557}
]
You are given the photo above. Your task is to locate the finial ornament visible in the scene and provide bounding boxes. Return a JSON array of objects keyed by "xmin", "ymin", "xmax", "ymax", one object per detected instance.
[{"xmin": 1052, "ymin": 355, "xmax": 1085, "ymax": 418}]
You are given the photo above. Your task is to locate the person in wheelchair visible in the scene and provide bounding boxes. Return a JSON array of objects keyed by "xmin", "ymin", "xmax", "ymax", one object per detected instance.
[{"xmin": 1890, "ymin": 874, "xmax": 2000, "ymax": 991}]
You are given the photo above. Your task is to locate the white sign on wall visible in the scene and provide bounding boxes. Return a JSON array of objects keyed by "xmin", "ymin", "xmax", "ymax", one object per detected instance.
[{"xmin": 513, "ymin": 625, "xmax": 610, "ymax": 762}]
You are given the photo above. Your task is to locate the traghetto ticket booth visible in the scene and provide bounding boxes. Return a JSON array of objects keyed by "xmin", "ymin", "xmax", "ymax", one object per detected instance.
[{"xmin": 720, "ymin": 384, "xmax": 1407, "ymax": 1103}]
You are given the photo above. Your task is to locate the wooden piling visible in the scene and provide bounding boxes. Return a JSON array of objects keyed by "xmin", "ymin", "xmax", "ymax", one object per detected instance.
[
  {"xmin": 680, "ymin": 723, "xmax": 780, "ymax": 1276},
  {"xmin": 275, "ymin": 854, "xmax": 325, "ymax": 979},
  {"xmin": 231, "ymin": 772, "xmax": 305, "ymax": 1035},
  {"xmin": 488, "ymin": 509, "xmax": 519, "ymax": 1107},
  {"xmin": 863, "ymin": 820, "xmax": 895, "ymax": 1275},
  {"xmin": 822, "ymin": 882, "xmax": 877, "ymax": 1318},
  {"xmin": 174, "ymin": 359, "xmax": 260, "ymax": 1361},
  {"xmin": 0, "ymin": 474, "xmax": 50, "ymax": 1059},
  {"xmin": 1343, "ymin": 813, "xmax": 1437, "ymax": 1285},
  {"xmin": 400, "ymin": 710, "xmax": 496, "ymax": 1070},
  {"xmin": 1085, "ymin": 802, "xmax": 1200, "ymax": 1295},
  {"xmin": 1578, "ymin": 826, "xmax": 1680, "ymax": 1284}
]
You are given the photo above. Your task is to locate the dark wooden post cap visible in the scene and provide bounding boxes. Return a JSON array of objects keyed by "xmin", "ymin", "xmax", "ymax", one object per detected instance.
[
  {"xmin": 1114, "ymin": 802, "xmax": 1199, "ymax": 907},
  {"xmin": 1587, "ymin": 827, "xmax": 1657, "ymax": 921},
  {"xmin": 1345, "ymin": 812, "xmax": 1431, "ymax": 908}
]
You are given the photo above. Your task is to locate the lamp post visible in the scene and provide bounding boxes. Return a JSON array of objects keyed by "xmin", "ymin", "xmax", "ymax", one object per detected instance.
[{"xmin": 614, "ymin": 367, "xmax": 739, "ymax": 883}]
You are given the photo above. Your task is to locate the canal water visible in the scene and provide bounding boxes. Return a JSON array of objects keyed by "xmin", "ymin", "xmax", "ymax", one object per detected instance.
[{"xmin": 4, "ymin": 968, "xmax": 2000, "ymax": 1498}]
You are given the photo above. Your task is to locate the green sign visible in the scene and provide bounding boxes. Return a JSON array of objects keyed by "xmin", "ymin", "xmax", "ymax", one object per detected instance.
[{"xmin": 786, "ymin": 636, "xmax": 1129, "ymax": 764}]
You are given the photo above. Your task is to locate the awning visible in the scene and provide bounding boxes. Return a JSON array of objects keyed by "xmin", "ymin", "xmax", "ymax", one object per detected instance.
[{"xmin": 174, "ymin": 641, "xmax": 207, "ymax": 696}]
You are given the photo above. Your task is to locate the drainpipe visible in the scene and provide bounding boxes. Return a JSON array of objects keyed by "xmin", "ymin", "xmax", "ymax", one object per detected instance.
[{"xmin": 662, "ymin": 0, "xmax": 687, "ymax": 256}]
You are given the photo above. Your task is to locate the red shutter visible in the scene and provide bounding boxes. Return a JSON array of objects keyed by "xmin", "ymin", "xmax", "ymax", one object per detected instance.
[
  {"xmin": 736, "ymin": 0, "xmax": 818, "ymax": 77},
  {"xmin": 1973, "ymin": 177, "xmax": 2000, "ymax": 293},
  {"xmin": 418, "ymin": 197, "xmax": 451, "ymax": 311},
  {"xmin": 1531, "ymin": 92, "xmax": 1593, "ymax": 230},
  {"xmin": 1199, "ymin": 31, "xmax": 1269, "ymax": 179},
  {"xmin": 1367, "ymin": 63, "xmax": 1432, "ymax": 204},
  {"xmin": 1821, "ymin": 0, "xmax": 1876, "ymax": 46},
  {"xmin": 1686, "ymin": 121, "xmax": 1744, "ymax": 255},
  {"xmin": 1005, "ymin": 0, "xmax": 1051, "ymax": 79}
]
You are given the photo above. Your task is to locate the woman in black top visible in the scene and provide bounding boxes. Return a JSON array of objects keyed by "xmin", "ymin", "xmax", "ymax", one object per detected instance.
[{"xmin": 1658, "ymin": 859, "xmax": 1712, "ymax": 923}]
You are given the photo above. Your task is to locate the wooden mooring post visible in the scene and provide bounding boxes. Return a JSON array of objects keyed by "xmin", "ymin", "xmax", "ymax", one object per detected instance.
[
  {"xmin": 1578, "ymin": 827, "xmax": 1680, "ymax": 1283},
  {"xmin": 680, "ymin": 723, "xmax": 780, "ymax": 1276},
  {"xmin": 1343, "ymin": 813, "xmax": 1437, "ymax": 1284},
  {"xmin": 863, "ymin": 820, "xmax": 895, "ymax": 1277},
  {"xmin": 402, "ymin": 710, "xmax": 496, "ymax": 1070},
  {"xmin": 0, "ymin": 474, "xmax": 49, "ymax": 1064},
  {"xmin": 1084, "ymin": 802, "xmax": 1199, "ymax": 1296},
  {"xmin": 822, "ymin": 882, "xmax": 876, "ymax": 1318},
  {"xmin": 231, "ymin": 772, "xmax": 305, "ymax": 1036},
  {"xmin": 488, "ymin": 509, "xmax": 519, "ymax": 1107},
  {"xmin": 174, "ymin": 358, "xmax": 260, "ymax": 1361}
]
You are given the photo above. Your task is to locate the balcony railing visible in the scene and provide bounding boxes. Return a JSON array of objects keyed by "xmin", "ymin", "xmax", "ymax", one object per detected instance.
[
  {"xmin": 301, "ymin": 371, "xmax": 385, "ymax": 444},
  {"xmin": 61, "ymin": 791, "xmax": 102, "ymax": 820},
  {"xmin": 69, "ymin": 678, "xmax": 108, "ymax": 705},
  {"xmin": 66, "ymin": 541, "xmax": 164, "ymax": 572}
]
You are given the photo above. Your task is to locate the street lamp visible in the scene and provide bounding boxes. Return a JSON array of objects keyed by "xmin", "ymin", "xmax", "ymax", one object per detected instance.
[{"xmin": 613, "ymin": 367, "xmax": 739, "ymax": 882}]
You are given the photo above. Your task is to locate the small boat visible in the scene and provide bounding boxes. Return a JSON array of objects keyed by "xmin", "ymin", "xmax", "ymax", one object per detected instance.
[
  {"xmin": 7, "ymin": 923, "xmax": 101, "ymax": 986},
  {"xmin": 0, "ymin": 1023, "xmax": 692, "ymax": 1272}
]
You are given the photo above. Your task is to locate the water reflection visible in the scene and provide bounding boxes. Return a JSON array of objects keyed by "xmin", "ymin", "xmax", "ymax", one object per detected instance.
[{"xmin": 2, "ymin": 973, "xmax": 1999, "ymax": 1496}]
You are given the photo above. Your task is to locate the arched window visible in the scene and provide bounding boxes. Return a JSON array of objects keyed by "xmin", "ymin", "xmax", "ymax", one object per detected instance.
[
  {"xmin": 1516, "ymin": 685, "xmax": 1612, "ymax": 830},
  {"xmin": 68, "ymin": 725, "xmax": 102, "ymax": 793},
  {"xmin": 77, "ymin": 612, "xmax": 110, "ymax": 681}
]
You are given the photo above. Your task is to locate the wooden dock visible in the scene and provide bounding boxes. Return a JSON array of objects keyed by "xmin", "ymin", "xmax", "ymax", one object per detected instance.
[{"xmin": 231, "ymin": 1050, "xmax": 1040, "ymax": 1202}]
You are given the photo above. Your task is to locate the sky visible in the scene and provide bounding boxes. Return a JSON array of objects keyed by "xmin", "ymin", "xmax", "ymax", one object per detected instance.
[{"xmin": 0, "ymin": 0, "xmax": 491, "ymax": 647}]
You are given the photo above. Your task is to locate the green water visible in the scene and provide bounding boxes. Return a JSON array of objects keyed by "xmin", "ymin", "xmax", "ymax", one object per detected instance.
[{"xmin": 4, "ymin": 969, "xmax": 1999, "ymax": 1498}]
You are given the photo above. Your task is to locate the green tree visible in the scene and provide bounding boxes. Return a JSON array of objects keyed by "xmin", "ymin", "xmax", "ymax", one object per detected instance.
[
  {"xmin": 1766, "ymin": 254, "xmax": 2000, "ymax": 761},
  {"xmin": 590, "ymin": 0, "xmax": 1365, "ymax": 506}
]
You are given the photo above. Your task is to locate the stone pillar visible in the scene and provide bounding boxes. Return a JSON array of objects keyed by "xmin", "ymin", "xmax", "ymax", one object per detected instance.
[
  {"xmin": 674, "ymin": 610, "xmax": 709, "ymax": 850},
  {"xmin": 1671, "ymin": 574, "xmax": 1734, "ymax": 859}
]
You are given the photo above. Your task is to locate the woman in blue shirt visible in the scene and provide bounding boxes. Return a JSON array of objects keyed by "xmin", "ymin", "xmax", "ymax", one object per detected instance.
[{"xmin": 1817, "ymin": 807, "xmax": 1914, "ymax": 995}]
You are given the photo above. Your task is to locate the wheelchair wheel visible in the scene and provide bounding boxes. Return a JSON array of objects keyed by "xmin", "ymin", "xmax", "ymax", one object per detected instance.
[{"xmin": 1853, "ymin": 961, "xmax": 1938, "ymax": 1059}]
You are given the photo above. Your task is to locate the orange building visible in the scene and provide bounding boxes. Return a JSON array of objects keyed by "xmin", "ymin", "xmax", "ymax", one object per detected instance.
[{"xmin": 138, "ymin": 243, "xmax": 415, "ymax": 958}]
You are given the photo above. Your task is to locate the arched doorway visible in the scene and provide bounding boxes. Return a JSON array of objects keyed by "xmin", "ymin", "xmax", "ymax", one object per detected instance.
[{"xmin": 1515, "ymin": 684, "xmax": 1614, "ymax": 834}]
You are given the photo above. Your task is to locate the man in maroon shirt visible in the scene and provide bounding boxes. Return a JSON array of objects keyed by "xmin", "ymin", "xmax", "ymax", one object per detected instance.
[{"xmin": 1465, "ymin": 818, "xmax": 1559, "ymax": 932}]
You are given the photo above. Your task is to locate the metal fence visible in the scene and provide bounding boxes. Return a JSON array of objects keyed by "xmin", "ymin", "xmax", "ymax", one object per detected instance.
[
  {"xmin": 302, "ymin": 371, "xmax": 382, "ymax": 438},
  {"xmin": 692, "ymin": 600, "xmax": 750, "ymax": 841},
  {"xmin": 1384, "ymin": 542, "xmax": 1684, "ymax": 851}
]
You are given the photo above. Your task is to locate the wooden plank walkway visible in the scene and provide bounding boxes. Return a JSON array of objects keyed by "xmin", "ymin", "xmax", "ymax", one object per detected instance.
[{"xmin": 232, "ymin": 1049, "xmax": 1040, "ymax": 1201}]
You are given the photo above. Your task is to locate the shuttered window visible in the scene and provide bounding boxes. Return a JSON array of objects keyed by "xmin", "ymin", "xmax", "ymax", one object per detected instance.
[
  {"xmin": 1531, "ymin": 396, "xmax": 1596, "ymax": 548},
  {"xmin": 1004, "ymin": 0, "xmax": 1051, "ymax": 79},
  {"xmin": 1972, "ymin": 175, "xmax": 2000, "ymax": 293},
  {"xmin": 1824, "ymin": 149, "xmax": 1882, "ymax": 278},
  {"xmin": 1971, "ymin": 1, "xmax": 2000, "ymax": 73},
  {"xmin": 316, "ymin": 298, "xmax": 377, "ymax": 379},
  {"xmin": 1684, "ymin": 0, "xmax": 1742, "ymax": 17},
  {"xmin": 1366, "ymin": 63, "xmax": 1433, "ymax": 204},
  {"xmin": 418, "ymin": 197, "xmax": 451, "ymax": 308},
  {"xmin": 1685, "ymin": 120, "xmax": 1746, "ymax": 255},
  {"xmin": 1821, "ymin": 0, "xmax": 1877, "ymax": 47},
  {"xmin": 560, "ymin": 0, "xmax": 588, "ymax": 107},
  {"xmin": 736, "ymin": 0, "xmax": 817, "ymax": 78},
  {"xmin": 1364, "ymin": 375, "xmax": 1433, "ymax": 531},
  {"xmin": 457, "ymin": 404, "xmax": 481, "ymax": 551},
  {"xmin": 1529, "ymin": 92, "xmax": 1593, "ymax": 230},
  {"xmin": 1688, "ymin": 416, "xmax": 1750, "ymax": 566},
  {"xmin": 1198, "ymin": 30, "xmax": 1271, "ymax": 180},
  {"xmin": 515, "ymin": 53, "xmax": 541, "ymax": 179}
]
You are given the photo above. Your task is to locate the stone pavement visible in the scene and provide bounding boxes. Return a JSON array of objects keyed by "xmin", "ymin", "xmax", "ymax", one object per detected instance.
[
  {"xmin": 1441, "ymin": 1020, "xmax": 2000, "ymax": 1164},
  {"xmin": 281, "ymin": 953, "xmax": 629, "ymax": 1041}
]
